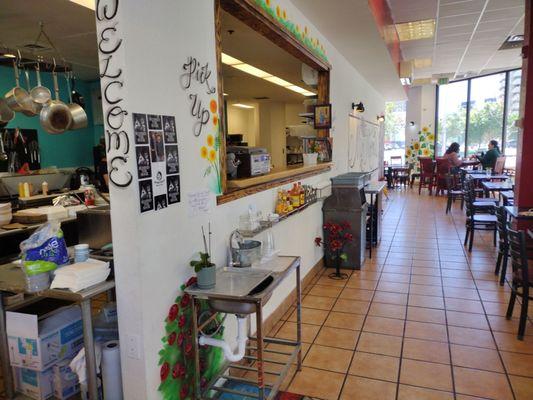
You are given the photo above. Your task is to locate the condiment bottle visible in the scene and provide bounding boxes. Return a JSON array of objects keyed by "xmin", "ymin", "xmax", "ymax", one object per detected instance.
[
  {"xmin": 299, "ymin": 182, "xmax": 305, "ymax": 205},
  {"xmin": 18, "ymin": 182, "xmax": 24, "ymax": 198},
  {"xmin": 291, "ymin": 184, "xmax": 300, "ymax": 208},
  {"xmin": 23, "ymin": 182, "xmax": 30, "ymax": 198},
  {"xmin": 42, "ymin": 181, "xmax": 48, "ymax": 196}
]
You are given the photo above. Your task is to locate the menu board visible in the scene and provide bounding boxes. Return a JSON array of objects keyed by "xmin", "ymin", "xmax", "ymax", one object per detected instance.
[{"xmin": 133, "ymin": 113, "xmax": 180, "ymax": 213}]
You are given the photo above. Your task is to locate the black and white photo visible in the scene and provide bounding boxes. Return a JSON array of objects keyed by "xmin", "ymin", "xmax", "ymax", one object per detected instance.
[
  {"xmin": 167, "ymin": 175, "xmax": 180, "ymax": 204},
  {"xmin": 133, "ymin": 113, "xmax": 148, "ymax": 144},
  {"xmin": 154, "ymin": 194, "xmax": 167, "ymax": 210},
  {"xmin": 163, "ymin": 115, "xmax": 177, "ymax": 143},
  {"xmin": 147, "ymin": 114, "xmax": 162, "ymax": 130},
  {"xmin": 149, "ymin": 131, "xmax": 165, "ymax": 163},
  {"xmin": 136, "ymin": 146, "xmax": 152, "ymax": 179},
  {"xmin": 139, "ymin": 179, "xmax": 154, "ymax": 212},
  {"xmin": 165, "ymin": 145, "xmax": 179, "ymax": 174}
]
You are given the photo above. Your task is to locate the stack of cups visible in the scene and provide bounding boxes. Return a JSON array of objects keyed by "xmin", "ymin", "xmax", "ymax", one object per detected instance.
[{"xmin": 74, "ymin": 244, "xmax": 90, "ymax": 263}]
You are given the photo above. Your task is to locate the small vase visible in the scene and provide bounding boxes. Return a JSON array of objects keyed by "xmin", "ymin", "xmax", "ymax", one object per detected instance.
[{"xmin": 197, "ymin": 264, "xmax": 216, "ymax": 289}]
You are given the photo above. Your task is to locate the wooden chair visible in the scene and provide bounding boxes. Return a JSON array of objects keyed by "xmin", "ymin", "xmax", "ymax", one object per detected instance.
[
  {"xmin": 464, "ymin": 190, "xmax": 497, "ymax": 252},
  {"xmin": 495, "ymin": 206, "xmax": 510, "ymax": 286},
  {"xmin": 418, "ymin": 157, "xmax": 435, "ymax": 195},
  {"xmin": 435, "ymin": 157, "xmax": 451, "ymax": 196},
  {"xmin": 494, "ymin": 156, "xmax": 506, "ymax": 175},
  {"xmin": 445, "ymin": 174, "xmax": 463, "ymax": 214},
  {"xmin": 506, "ymin": 228, "xmax": 533, "ymax": 340},
  {"xmin": 393, "ymin": 164, "xmax": 411, "ymax": 188}
]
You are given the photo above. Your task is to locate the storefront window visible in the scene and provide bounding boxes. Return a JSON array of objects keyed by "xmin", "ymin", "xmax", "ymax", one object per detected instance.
[
  {"xmin": 504, "ymin": 69, "xmax": 522, "ymax": 169},
  {"xmin": 436, "ymin": 80, "xmax": 467, "ymax": 156},
  {"xmin": 384, "ymin": 101, "xmax": 406, "ymax": 163}
]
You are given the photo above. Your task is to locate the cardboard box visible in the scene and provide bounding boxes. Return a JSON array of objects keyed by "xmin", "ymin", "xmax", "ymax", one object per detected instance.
[
  {"xmin": 53, "ymin": 359, "xmax": 81, "ymax": 400},
  {"xmin": 13, "ymin": 367, "xmax": 53, "ymax": 400},
  {"xmin": 7, "ymin": 304, "xmax": 84, "ymax": 371}
]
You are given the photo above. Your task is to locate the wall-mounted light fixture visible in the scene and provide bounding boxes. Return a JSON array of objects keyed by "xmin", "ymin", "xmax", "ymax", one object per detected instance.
[
  {"xmin": 352, "ymin": 102, "xmax": 365, "ymax": 113},
  {"xmin": 409, "ymin": 121, "xmax": 415, "ymax": 127},
  {"xmin": 377, "ymin": 115, "xmax": 385, "ymax": 122}
]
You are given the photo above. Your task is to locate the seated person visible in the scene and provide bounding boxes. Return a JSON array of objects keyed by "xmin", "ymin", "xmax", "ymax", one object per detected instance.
[
  {"xmin": 474, "ymin": 140, "xmax": 501, "ymax": 170},
  {"xmin": 443, "ymin": 142, "xmax": 462, "ymax": 173}
]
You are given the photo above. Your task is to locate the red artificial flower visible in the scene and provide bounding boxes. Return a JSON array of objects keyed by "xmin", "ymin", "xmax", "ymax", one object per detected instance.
[
  {"xmin": 180, "ymin": 385, "xmax": 189, "ymax": 399},
  {"xmin": 167, "ymin": 332, "xmax": 176, "ymax": 345},
  {"xmin": 185, "ymin": 342, "xmax": 193, "ymax": 356},
  {"xmin": 185, "ymin": 276, "xmax": 197, "ymax": 287},
  {"xmin": 160, "ymin": 362, "xmax": 170, "ymax": 381},
  {"xmin": 177, "ymin": 332, "xmax": 185, "ymax": 346},
  {"xmin": 200, "ymin": 377, "xmax": 208, "ymax": 388},
  {"xmin": 340, "ymin": 221, "xmax": 351, "ymax": 230},
  {"xmin": 330, "ymin": 239, "xmax": 342, "ymax": 251},
  {"xmin": 314, "ymin": 237, "xmax": 322, "ymax": 247},
  {"xmin": 180, "ymin": 294, "xmax": 191, "ymax": 308},
  {"xmin": 172, "ymin": 362, "xmax": 185, "ymax": 379},
  {"xmin": 343, "ymin": 232, "xmax": 353, "ymax": 242},
  {"xmin": 167, "ymin": 304, "xmax": 179, "ymax": 322},
  {"xmin": 178, "ymin": 314, "xmax": 186, "ymax": 328}
]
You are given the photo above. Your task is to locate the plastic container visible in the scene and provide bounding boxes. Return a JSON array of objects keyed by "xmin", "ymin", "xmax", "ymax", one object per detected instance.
[
  {"xmin": 74, "ymin": 244, "xmax": 90, "ymax": 263},
  {"xmin": 25, "ymin": 272, "xmax": 50, "ymax": 293}
]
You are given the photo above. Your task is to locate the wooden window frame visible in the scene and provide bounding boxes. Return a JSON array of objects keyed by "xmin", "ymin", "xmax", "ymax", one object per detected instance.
[{"xmin": 215, "ymin": 0, "xmax": 332, "ymax": 204}]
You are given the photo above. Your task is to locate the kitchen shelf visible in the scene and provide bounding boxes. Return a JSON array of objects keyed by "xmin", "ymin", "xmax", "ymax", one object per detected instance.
[{"xmin": 238, "ymin": 198, "xmax": 318, "ymax": 238}]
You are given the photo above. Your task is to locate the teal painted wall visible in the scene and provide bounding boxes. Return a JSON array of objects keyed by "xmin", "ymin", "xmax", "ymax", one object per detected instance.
[{"xmin": 1, "ymin": 65, "xmax": 103, "ymax": 168}]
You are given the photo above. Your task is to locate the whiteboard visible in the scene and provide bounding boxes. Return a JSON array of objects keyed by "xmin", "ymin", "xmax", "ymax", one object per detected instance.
[{"xmin": 348, "ymin": 114, "xmax": 380, "ymax": 172}]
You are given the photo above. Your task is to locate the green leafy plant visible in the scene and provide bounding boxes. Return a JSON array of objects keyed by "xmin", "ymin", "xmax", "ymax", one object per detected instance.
[{"xmin": 189, "ymin": 252, "xmax": 214, "ymax": 273}]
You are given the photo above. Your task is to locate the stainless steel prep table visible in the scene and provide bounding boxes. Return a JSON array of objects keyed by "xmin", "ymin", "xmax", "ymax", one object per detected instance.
[
  {"xmin": 185, "ymin": 256, "xmax": 302, "ymax": 400},
  {"xmin": 0, "ymin": 262, "xmax": 114, "ymax": 400}
]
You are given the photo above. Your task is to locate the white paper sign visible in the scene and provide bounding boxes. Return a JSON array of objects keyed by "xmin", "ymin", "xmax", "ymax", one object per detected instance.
[{"xmin": 187, "ymin": 190, "xmax": 213, "ymax": 217}]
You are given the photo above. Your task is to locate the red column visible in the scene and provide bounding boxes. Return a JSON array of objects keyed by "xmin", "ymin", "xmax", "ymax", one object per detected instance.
[{"xmin": 516, "ymin": 0, "xmax": 533, "ymax": 212}]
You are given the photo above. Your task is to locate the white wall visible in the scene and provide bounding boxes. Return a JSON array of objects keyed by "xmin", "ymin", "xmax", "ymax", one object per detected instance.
[
  {"xmin": 227, "ymin": 105, "xmax": 258, "ymax": 146},
  {"xmin": 405, "ymin": 85, "xmax": 436, "ymax": 145},
  {"xmin": 96, "ymin": 1, "xmax": 385, "ymax": 398}
]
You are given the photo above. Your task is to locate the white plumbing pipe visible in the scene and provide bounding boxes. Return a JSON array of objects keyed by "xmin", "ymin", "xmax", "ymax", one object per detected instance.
[{"xmin": 199, "ymin": 315, "xmax": 247, "ymax": 362}]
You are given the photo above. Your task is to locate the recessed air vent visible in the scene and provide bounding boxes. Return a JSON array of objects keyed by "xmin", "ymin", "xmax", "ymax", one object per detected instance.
[
  {"xmin": 253, "ymin": 96, "xmax": 270, "ymax": 100},
  {"xmin": 499, "ymin": 35, "xmax": 524, "ymax": 50}
]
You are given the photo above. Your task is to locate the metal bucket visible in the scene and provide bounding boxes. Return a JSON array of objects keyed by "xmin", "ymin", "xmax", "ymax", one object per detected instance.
[{"xmin": 231, "ymin": 240, "xmax": 262, "ymax": 267}]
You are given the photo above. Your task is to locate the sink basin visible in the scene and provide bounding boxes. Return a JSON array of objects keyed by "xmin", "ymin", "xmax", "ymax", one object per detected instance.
[{"xmin": 208, "ymin": 271, "xmax": 275, "ymax": 315}]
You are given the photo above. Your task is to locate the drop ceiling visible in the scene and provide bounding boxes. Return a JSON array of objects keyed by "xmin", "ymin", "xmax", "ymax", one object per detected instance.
[
  {"xmin": 388, "ymin": 0, "xmax": 524, "ymax": 82},
  {"xmin": 0, "ymin": 0, "xmax": 98, "ymax": 80}
]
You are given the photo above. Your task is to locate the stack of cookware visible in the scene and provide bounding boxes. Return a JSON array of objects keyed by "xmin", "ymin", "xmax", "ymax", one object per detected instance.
[{"xmin": 1, "ymin": 59, "xmax": 87, "ymax": 134}]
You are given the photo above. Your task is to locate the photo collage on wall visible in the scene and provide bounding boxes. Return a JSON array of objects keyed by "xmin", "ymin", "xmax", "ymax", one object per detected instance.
[{"xmin": 133, "ymin": 113, "xmax": 180, "ymax": 213}]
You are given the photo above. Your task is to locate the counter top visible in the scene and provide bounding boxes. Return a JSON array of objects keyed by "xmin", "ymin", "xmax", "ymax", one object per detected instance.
[
  {"xmin": 0, "ymin": 216, "xmax": 77, "ymax": 238},
  {"xmin": 227, "ymin": 163, "xmax": 332, "ymax": 190},
  {"xmin": 185, "ymin": 256, "xmax": 299, "ymax": 303},
  {"xmin": 365, "ymin": 181, "xmax": 387, "ymax": 194}
]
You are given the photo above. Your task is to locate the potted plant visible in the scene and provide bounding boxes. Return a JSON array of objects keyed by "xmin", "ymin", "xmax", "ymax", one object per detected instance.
[
  {"xmin": 315, "ymin": 221, "xmax": 353, "ymax": 280},
  {"xmin": 303, "ymin": 140, "xmax": 320, "ymax": 166},
  {"xmin": 190, "ymin": 224, "xmax": 216, "ymax": 289}
]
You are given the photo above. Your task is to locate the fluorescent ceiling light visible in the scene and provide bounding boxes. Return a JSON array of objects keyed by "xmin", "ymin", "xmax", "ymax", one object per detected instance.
[
  {"xmin": 223, "ymin": 93, "xmax": 228, "ymax": 96},
  {"xmin": 395, "ymin": 19, "xmax": 435, "ymax": 41},
  {"xmin": 232, "ymin": 63, "xmax": 271, "ymax": 78},
  {"xmin": 413, "ymin": 58, "xmax": 432, "ymax": 69},
  {"xmin": 221, "ymin": 52, "xmax": 315, "ymax": 97},
  {"xmin": 233, "ymin": 103, "xmax": 254, "ymax": 109},
  {"xmin": 221, "ymin": 53, "xmax": 243, "ymax": 66},
  {"xmin": 1, "ymin": 53, "xmax": 16, "ymax": 59},
  {"xmin": 70, "ymin": 0, "xmax": 95, "ymax": 10}
]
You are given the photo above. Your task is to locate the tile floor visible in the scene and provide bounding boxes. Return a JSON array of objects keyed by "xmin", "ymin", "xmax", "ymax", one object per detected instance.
[{"xmin": 270, "ymin": 189, "xmax": 533, "ymax": 400}]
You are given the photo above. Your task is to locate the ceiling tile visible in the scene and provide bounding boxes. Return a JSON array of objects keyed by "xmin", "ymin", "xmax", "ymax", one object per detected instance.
[
  {"xmin": 439, "ymin": 13, "xmax": 480, "ymax": 28},
  {"xmin": 482, "ymin": 8, "xmax": 524, "ymax": 22},
  {"xmin": 485, "ymin": 0, "xmax": 523, "ymax": 11},
  {"xmin": 439, "ymin": 0, "xmax": 486, "ymax": 17}
]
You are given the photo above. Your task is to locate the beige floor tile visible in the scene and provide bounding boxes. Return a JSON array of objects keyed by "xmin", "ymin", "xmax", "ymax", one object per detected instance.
[
  {"xmin": 315, "ymin": 326, "xmax": 359, "ymax": 350},
  {"xmin": 377, "ymin": 281, "xmax": 410, "ymax": 293},
  {"xmin": 398, "ymin": 384, "xmax": 454, "ymax": 400},
  {"xmin": 303, "ymin": 344, "xmax": 353, "ymax": 373},
  {"xmin": 405, "ymin": 320, "xmax": 448, "ymax": 342},
  {"xmin": 316, "ymin": 275, "xmax": 348, "ymax": 287},
  {"xmin": 349, "ymin": 351, "xmax": 399, "ymax": 382},
  {"xmin": 363, "ymin": 315, "xmax": 405, "ymax": 336},
  {"xmin": 356, "ymin": 331, "xmax": 402, "ymax": 357},
  {"xmin": 407, "ymin": 306, "xmax": 446, "ymax": 324},
  {"xmin": 448, "ymin": 326, "xmax": 496, "ymax": 348},
  {"xmin": 409, "ymin": 283, "xmax": 443, "ymax": 296},
  {"xmin": 500, "ymin": 351, "xmax": 533, "ymax": 377},
  {"xmin": 400, "ymin": 359, "xmax": 453, "ymax": 392},
  {"xmin": 345, "ymin": 278, "xmax": 378, "ymax": 290},
  {"xmin": 340, "ymin": 375, "xmax": 397, "ymax": 400},
  {"xmin": 446, "ymin": 310, "xmax": 490, "ymax": 330},
  {"xmin": 339, "ymin": 287, "xmax": 374, "ymax": 301},
  {"xmin": 368, "ymin": 302, "xmax": 406, "ymax": 319},
  {"xmin": 409, "ymin": 294, "xmax": 445, "ymax": 309},
  {"xmin": 444, "ymin": 298, "xmax": 484, "ymax": 314},
  {"xmin": 288, "ymin": 366, "xmax": 345, "ymax": 400},
  {"xmin": 302, "ymin": 295, "xmax": 336, "ymax": 310},
  {"xmin": 332, "ymin": 298, "xmax": 370, "ymax": 314},
  {"xmin": 275, "ymin": 321, "xmax": 320, "ymax": 343},
  {"xmin": 402, "ymin": 337, "xmax": 450, "ymax": 364},
  {"xmin": 450, "ymin": 344, "xmax": 504, "ymax": 372},
  {"xmin": 453, "ymin": 367, "xmax": 513, "ymax": 400},
  {"xmin": 373, "ymin": 290, "xmax": 408, "ymax": 305},
  {"xmin": 324, "ymin": 311, "xmax": 364, "ymax": 330},
  {"xmin": 288, "ymin": 307, "xmax": 329, "ymax": 325},
  {"xmin": 308, "ymin": 284, "xmax": 343, "ymax": 298},
  {"xmin": 509, "ymin": 375, "xmax": 533, "ymax": 400}
]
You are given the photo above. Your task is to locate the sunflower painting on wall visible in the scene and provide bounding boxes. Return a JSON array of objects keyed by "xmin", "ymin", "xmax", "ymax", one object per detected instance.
[
  {"xmin": 405, "ymin": 126, "xmax": 435, "ymax": 173},
  {"xmin": 200, "ymin": 99, "xmax": 222, "ymax": 194}
]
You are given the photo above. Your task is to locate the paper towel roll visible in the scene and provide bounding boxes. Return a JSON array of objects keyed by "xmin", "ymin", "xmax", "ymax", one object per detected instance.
[{"xmin": 101, "ymin": 340, "xmax": 123, "ymax": 400}]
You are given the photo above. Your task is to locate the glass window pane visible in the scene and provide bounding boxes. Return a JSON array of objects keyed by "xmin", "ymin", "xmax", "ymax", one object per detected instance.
[
  {"xmin": 467, "ymin": 73, "xmax": 505, "ymax": 157},
  {"xmin": 384, "ymin": 101, "xmax": 406, "ymax": 163},
  {"xmin": 505, "ymin": 69, "xmax": 521, "ymax": 169},
  {"xmin": 437, "ymin": 81, "xmax": 468, "ymax": 156}
]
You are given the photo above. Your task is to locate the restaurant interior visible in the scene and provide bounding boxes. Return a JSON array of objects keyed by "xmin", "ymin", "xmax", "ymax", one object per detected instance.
[{"xmin": 0, "ymin": 0, "xmax": 533, "ymax": 400}]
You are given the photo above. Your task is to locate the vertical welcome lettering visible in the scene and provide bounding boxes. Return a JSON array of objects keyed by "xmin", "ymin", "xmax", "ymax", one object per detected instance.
[{"xmin": 96, "ymin": 0, "xmax": 132, "ymax": 187}]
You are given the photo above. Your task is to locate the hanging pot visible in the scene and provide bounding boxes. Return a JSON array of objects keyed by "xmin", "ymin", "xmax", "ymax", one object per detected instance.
[
  {"xmin": 30, "ymin": 63, "xmax": 51, "ymax": 111},
  {"xmin": 4, "ymin": 61, "xmax": 35, "ymax": 114},
  {"xmin": 39, "ymin": 71, "xmax": 72, "ymax": 134},
  {"xmin": 0, "ymin": 98, "xmax": 14, "ymax": 123},
  {"xmin": 21, "ymin": 68, "xmax": 39, "ymax": 117},
  {"xmin": 65, "ymin": 72, "xmax": 87, "ymax": 130}
]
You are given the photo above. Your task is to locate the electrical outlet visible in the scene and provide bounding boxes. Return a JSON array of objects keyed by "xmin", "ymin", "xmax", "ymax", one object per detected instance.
[{"xmin": 125, "ymin": 333, "xmax": 141, "ymax": 359}]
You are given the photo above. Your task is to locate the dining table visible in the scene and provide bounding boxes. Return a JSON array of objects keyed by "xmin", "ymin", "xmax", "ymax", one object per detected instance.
[
  {"xmin": 500, "ymin": 191, "xmax": 515, "ymax": 206},
  {"xmin": 385, "ymin": 165, "xmax": 410, "ymax": 189},
  {"xmin": 467, "ymin": 172, "xmax": 509, "ymax": 181},
  {"xmin": 504, "ymin": 206, "xmax": 533, "ymax": 220},
  {"xmin": 481, "ymin": 181, "xmax": 514, "ymax": 197},
  {"xmin": 460, "ymin": 160, "xmax": 480, "ymax": 168}
]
